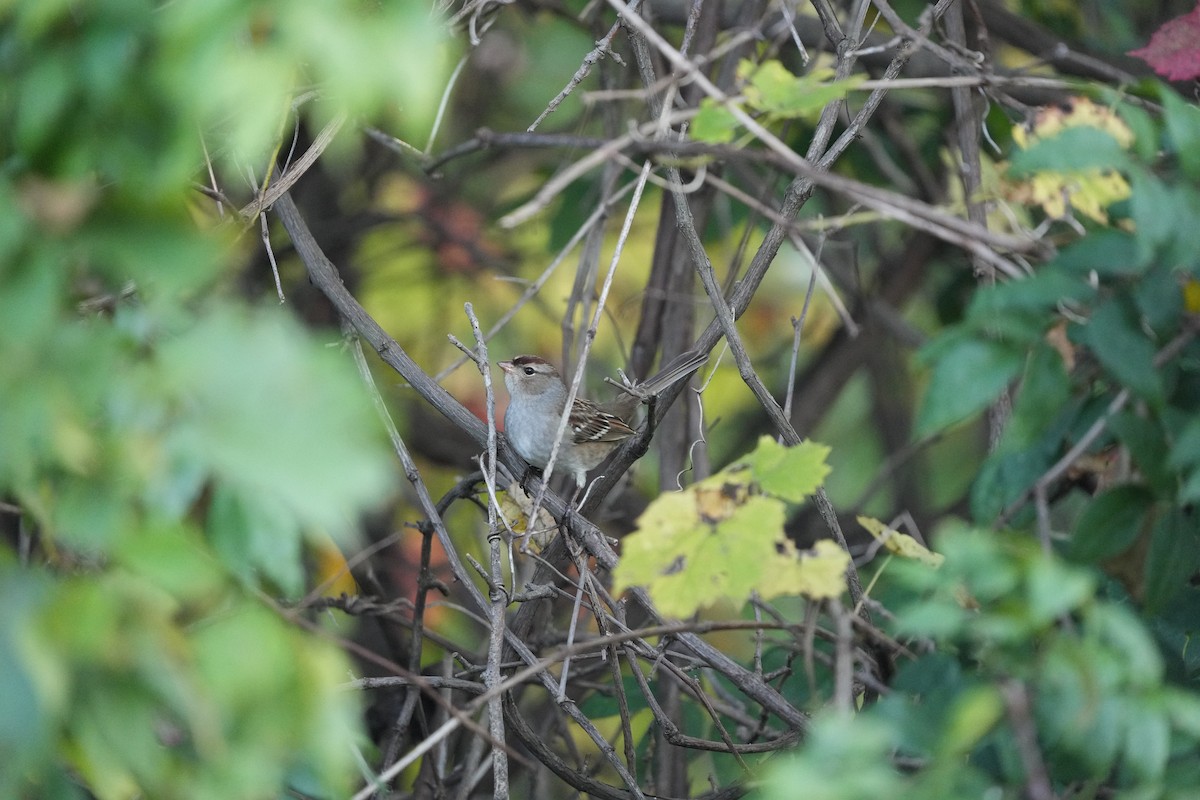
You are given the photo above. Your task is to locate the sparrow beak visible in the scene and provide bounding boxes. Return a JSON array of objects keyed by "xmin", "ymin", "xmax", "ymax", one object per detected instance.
[{"xmin": 498, "ymin": 360, "xmax": 514, "ymax": 373}]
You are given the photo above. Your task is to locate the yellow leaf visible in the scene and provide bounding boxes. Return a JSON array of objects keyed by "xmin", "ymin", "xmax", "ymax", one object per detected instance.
[
  {"xmin": 1069, "ymin": 169, "xmax": 1131, "ymax": 224},
  {"xmin": 694, "ymin": 476, "xmax": 750, "ymax": 522},
  {"xmin": 857, "ymin": 515, "xmax": 944, "ymax": 567},
  {"xmin": 498, "ymin": 486, "xmax": 558, "ymax": 551},
  {"xmin": 1182, "ymin": 277, "xmax": 1200, "ymax": 314},
  {"xmin": 758, "ymin": 539, "xmax": 849, "ymax": 600},
  {"xmin": 308, "ymin": 533, "xmax": 359, "ymax": 597},
  {"xmin": 1022, "ymin": 97, "xmax": 1133, "ymax": 148}
]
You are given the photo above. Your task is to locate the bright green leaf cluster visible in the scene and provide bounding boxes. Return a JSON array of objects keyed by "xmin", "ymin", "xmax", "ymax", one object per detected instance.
[
  {"xmin": 690, "ymin": 60, "xmax": 864, "ymax": 144},
  {"xmin": 613, "ymin": 437, "xmax": 843, "ymax": 616}
]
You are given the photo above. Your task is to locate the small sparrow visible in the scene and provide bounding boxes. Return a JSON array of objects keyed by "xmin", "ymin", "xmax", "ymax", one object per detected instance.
[{"xmin": 498, "ymin": 351, "xmax": 708, "ymax": 488}]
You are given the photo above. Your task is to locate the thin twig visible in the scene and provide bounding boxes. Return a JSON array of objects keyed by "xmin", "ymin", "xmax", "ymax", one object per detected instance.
[{"xmin": 463, "ymin": 301, "xmax": 511, "ymax": 800}]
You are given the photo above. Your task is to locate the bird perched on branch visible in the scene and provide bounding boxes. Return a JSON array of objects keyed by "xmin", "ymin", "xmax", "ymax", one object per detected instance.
[{"xmin": 498, "ymin": 350, "xmax": 708, "ymax": 489}]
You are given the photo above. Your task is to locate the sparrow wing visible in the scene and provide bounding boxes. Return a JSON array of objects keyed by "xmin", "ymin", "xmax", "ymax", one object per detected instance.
[{"xmin": 569, "ymin": 398, "xmax": 636, "ymax": 443}]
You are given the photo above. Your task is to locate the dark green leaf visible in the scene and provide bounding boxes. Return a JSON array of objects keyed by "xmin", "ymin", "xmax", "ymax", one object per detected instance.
[
  {"xmin": 1180, "ymin": 468, "xmax": 1200, "ymax": 504},
  {"xmin": 1004, "ymin": 343, "xmax": 1071, "ymax": 449},
  {"xmin": 1134, "ymin": 265, "xmax": 1183, "ymax": 337},
  {"xmin": 1108, "ymin": 411, "xmax": 1171, "ymax": 491},
  {"xmin": 1082, "ymin": 297, "xmax": 1163, "ymax": 404},
  {"xmin": 1161, "ymin": 88, "xmax": 1200, "ymax": 180},
  {"xmin": 1112, "ymin": 97, "xmax": 1158, "ymax": 162},
  {"xmin": 916, "ymin": 338, "xmax": 1024, "ymax": 436},
  {"xmin": 1069, "ymin": 486, "xmax": 1153, "ymax": 562},
  {"xmin": 1053, "ymin": 229, "xmax": 1143, "ymax": 277},
  {"xmin": 1131, "ymin": 170, "xmax": 1181, "ymax": 267},
  {"xmin": 970, "ymin": 448, "xmax": 1052, "ymax": 525},
  {"xmin": 1143, "ymin": 507, "xmax": 1200, "ymax": 613},
  {"xmin": 967, "ymin": 270, "xmax": 1094, "ymax": 318},
  {"xmin": 1167, "ymin": 416, "xmax": 1200, "ymax": 469}
]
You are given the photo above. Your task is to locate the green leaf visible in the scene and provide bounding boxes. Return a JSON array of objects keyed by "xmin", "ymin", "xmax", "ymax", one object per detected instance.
[
  {"xmin": 691, "ymin": 98, "xmax": 739, "ymax": 143},
  {"xmin": 966, "ymin": 269, "xmax": 1094, "ymax": 318},
  {"xmin": 612, "ymin": 491, "xmax": 699, "ymax": 590},
  {"xmin": 0, "ymin": 562, "xmax": 56, "ymax": 788},
  {"xmin": 614, "ymin": 450, "xmax": 842, "ymax": 615},
  {"xmin": 1123, "ymin": 704, "xmax": 1170, "ymax": 782},
  {"xmin": 1069, "ymin": 486, "xmax": 1153, "ymax": 562},
  {"xmin": 1026, "ymin": 557, "xmax": 1095, "ymax": 624},
  {"xmin": 1131, "ymin": 170, "xmax": 1181, "ymax": 267},
  {"xmin": 1082, "ymin": 297, "xmax": 1163, "ymax": 404},
  {"xmin": 207, "ymin": 486, "xmax": 304, "ymax": 597},
  {"xmin": 114, "ymin": 525, "xmax": 228, "ymax": 606},
  {"xmin": 916, "ymin": 336, "xmax": 1024, "ymax": 436},
  {"xmin": 938, "ymin": 685, "xmax": 1004, "ymax": 756},
  {"xmin": 757, "ymin": 539, "xmax": 849, "ymax": 601},
  {"xmin": 1180, "ymin": 468, "xmax": 1200, "ymax": 504},
  {"xmin": 742, "ymin": 62, "xmax": 864, "ymax": 120},
  {"xmin": 745, "ymin": 436, "xmax": 831, "ymax": 502},
  {"xmin": 1143, "ymin": 507, "xmax": 1200, "ymax": 613},
  {"xmin": 1004, "ymin": 343, "xmax": 1070, "ymax": 449},
  {"xmin": 1165, "ymin": 689, "xmax": 1200, "ymax": 738},
  {"xmin": 758, "ymin": 716, "xmax": 900, "ymax": 800},
  {"xmin": 1168, "ymin": 416, "xmax": 1200, "ymax": 469},
  {"xmin": 1108, "ymin": 411, "xmax": 1171, "ymax": 491},
  {"xmin": 1053, "ymin": 229, "xmax": 1143, "ymax": 276},
  {"xmin": 14, "ymin": 54, "xmax": 76, "ymax": 164},
  {"xmin": 1112, "ymin": 96, "xmax": 1159, "ymax": 162},
  {"xmin": 1088, "ymin": 602, "xmax": 1164, "ymax": 687},
  {"xmin": 970, "ymin": 442, "xmax": 1058, "ymax": 525},
  {"xmin": 1161, "ymin": 88, "xmax": 1200, "ymax": 180},
  {"xmin": 159, "ymin": 308, "xmax": 394, "ymax": 539},
  {"xmin": 1009, "ymin": 126, "xmax": 1131, "ymax": 175},
  {"xmin": 1134, "ymin": 264, "xmax": 1183, "ymax": 337}
]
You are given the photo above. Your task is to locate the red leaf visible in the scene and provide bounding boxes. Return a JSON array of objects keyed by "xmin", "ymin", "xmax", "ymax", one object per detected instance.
[{"xmin": 1129, "ymin": 4, "xmax": 1200, "ymax": 81}]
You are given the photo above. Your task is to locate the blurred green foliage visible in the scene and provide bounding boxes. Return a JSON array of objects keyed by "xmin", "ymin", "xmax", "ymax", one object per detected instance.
[
  {"xmin": 758, "ymin": 527, "xmax": 1200, "ymax": 800},
  {"xmin": 0, "ymin": 0, "xmax": 452, "ymax": 795}
]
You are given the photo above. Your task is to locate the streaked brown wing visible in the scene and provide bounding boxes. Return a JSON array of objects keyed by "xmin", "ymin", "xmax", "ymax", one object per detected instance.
[{"xmin": 569, "ymin": 398, "xmax": 635, "ymax": 443}]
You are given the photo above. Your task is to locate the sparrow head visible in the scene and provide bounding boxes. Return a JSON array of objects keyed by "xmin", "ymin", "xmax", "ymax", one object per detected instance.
[{"xmin": 498, "ymin": 355, "xmax": 562, "ymax": 398}]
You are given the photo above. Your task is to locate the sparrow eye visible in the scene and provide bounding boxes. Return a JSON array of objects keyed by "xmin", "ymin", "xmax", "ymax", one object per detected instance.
[{"xmin": 523, "ymin": 367, "xmax": 535, "ymax": 376}]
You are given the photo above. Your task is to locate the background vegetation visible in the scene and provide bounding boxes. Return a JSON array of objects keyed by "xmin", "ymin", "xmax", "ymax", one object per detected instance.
[{"xmin": 3, "ymin": 0, "xmax": 1199, "ymax": 798}]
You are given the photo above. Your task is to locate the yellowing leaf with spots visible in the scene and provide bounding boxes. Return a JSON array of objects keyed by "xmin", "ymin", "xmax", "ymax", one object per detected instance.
[
  {"xmin": 1012, "ymin": 97, "xmax": 1134, "ymax": 149},
  {"xmin": 613, "ymin": 438, "xmax": 841, "ymax": 616},
  {"xmin": 757, "ymin": 539, "xmax": 850, "ymax": 600},
  {"xmin": 1004, "ymin": 97, "xmax": 1133, "ymax": 224}
]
